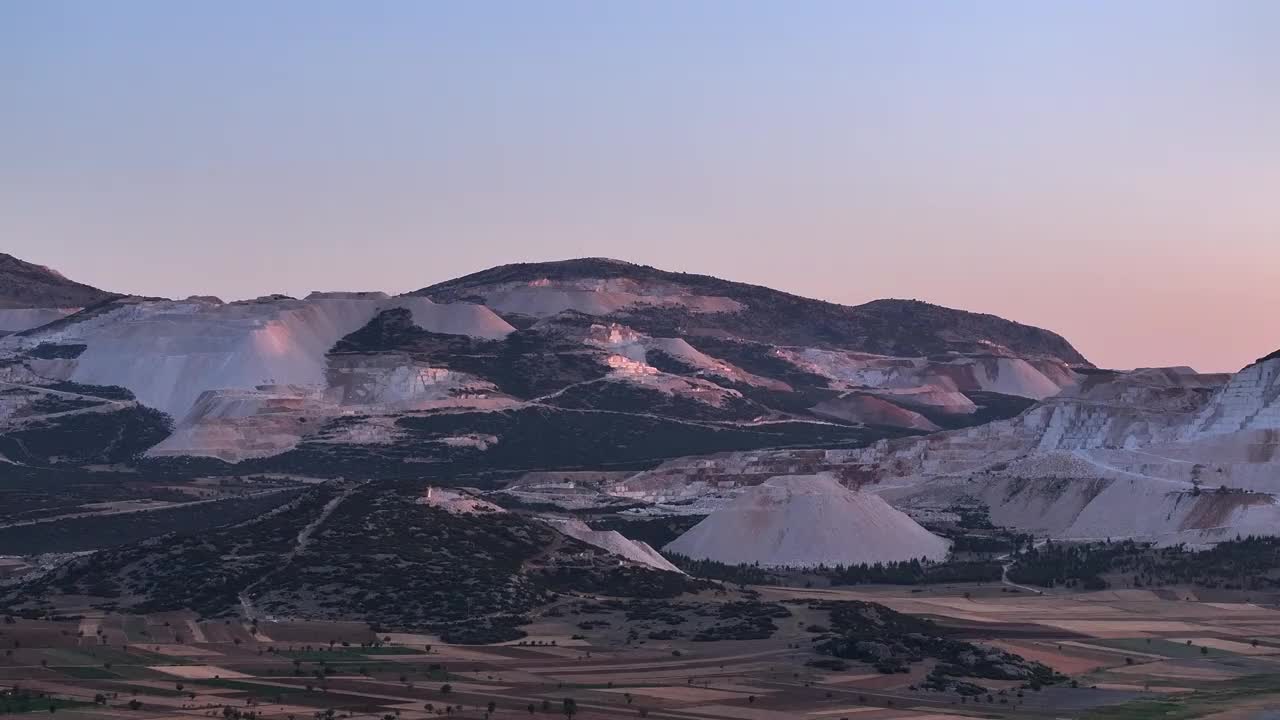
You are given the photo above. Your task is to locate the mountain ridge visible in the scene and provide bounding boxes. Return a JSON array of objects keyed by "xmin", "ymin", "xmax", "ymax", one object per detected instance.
[
  {"xmin": 415, "ymin": 257, "xmax": 1091, "ymax": 366},
  {"xmin": 0, "ymin": 253, "xmax": 118, "ymax": 310}
]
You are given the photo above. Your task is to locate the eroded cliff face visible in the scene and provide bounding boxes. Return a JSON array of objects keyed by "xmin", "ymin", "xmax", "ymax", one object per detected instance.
[{"xmin": 1182, "ymin": 355, "xmax": 1280, "ymax": 440}]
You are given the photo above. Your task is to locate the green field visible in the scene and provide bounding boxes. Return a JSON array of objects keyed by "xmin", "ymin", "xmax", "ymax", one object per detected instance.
[
  {"xmin": 1086, "ymin": 638, "xmax": 1234, "ymax": 660},
  {"xmin": 1082, "ymin": 674, "xmax": 1280, "ymax": 719}
]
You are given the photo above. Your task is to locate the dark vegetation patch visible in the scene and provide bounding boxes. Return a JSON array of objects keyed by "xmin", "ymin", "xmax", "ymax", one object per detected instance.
[
  {"xmin": 1009, "ymin": 536, "xmax": 1280, "ymax": 591},
  {"xmin": 0, "ymin": 489, "xmax": 302, "ymax": 555},
  {"xmin": 544, "ymin": 380, "xmax": 764, "ymax": 421},
  {"xmin": 818, "ymin": 558, "xmax": 1003, "ymax": 586},
  {"xmin": 538, "ymin": 565, "xmax": 703, "ymax": 599},
  {"xmin": 27, "ymin": 343, "xmax": 87, "ymax": 359},
  {"xmin": 257, "ymin": 486, "xmax": 701, "ymax": 637},
  {"xmin": 2, "ymin": 487, "xmax": 335, "ymax": 617},
  {"xmin": 42, "ymin": 381, "xmax": 137, "ymax": 401},
  {"xmin": 0, "ymin": 469, "xmax": 133, "ymax": 523},
  {"xmin": 666, "ymin": 554, "xmax": 782, "ymax": 585},
  {"xmin": 0, "ymin": 404, "xmax": 172, "ymax": 465},
  {"xmin": 911, "ymin": 391, "xmax": 1038, "ymax": 430},
  {"xmin": 587, "ymin": 515, "xmax": 706, "ymax": 549},
  {"xmin": 682, "ymin": 337, "xmax": 831, "ymax": 389},
  {"xmin": 668, "ymin": 551, "xmax": 1001, "ymax": 588},
  {"xmin": 811, "ymin": 600, "xmax": 1061, "ymax": 693},
  {"xmin": 5, "ymin": 479, "xmax": 706, "ymax": 639},
  {"xmin": 332, "ymin": 308, "xmax": 610, "ymax": 399},
  {"xmin": 691, "ymin": 601, "xmax": 790, "ymax": 641},
  {"xmin": 564, "ymin": 597, "xmax": 798, "ymax": 643},
  {"xmin": 253, "ymin": 487, "xmax": 557, "ymax": 633}
]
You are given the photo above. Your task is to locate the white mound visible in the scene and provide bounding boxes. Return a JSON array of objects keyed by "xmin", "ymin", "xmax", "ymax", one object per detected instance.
[
  {"xmin": 392, "ymin": 297, "xmax": 516, "ymax": 340},
  {"xmin": 543, "ymin": 518, "xmax": 683, "ymax": 574},
  {"xmin": 948, "ymin": 356, "xmax": 1067, "ymax": 400},
  {"xmin": 664, "ymin": 474, "xmax": 950, "ymax": 568}
]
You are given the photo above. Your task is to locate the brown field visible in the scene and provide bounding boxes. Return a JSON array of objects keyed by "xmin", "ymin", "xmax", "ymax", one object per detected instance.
[{"xmin": 986, "ymin": 639, "xmax": 1118, "ymax": 674}]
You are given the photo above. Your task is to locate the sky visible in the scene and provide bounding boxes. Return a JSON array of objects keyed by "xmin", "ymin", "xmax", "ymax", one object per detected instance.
[{"xmin": 2, "ymin": 1, "xmax": 1277, "ymax": 373}]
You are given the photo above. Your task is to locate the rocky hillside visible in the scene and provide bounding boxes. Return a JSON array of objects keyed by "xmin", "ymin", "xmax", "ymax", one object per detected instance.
[
  {"xmin": 0, "ymin": 253, "xmax": 116, "ymax": 311},
  {"xmin": 3, "ymin": 480, "xmax": 700, "ymax": 642},
  {"xmin": 0, "ymin": 254, "xmax": 118, "ymax": 335},
  {"xmin": 593, "ymin": 355, "xmax": 1280, "ymax": 546},
  {"xmin": 416, "ymin": 258, "xmax": 1090, "ymax": 364},
  {"xmin": 0, "ymin": 256, "xmax": 1089, "ymax": 475}
]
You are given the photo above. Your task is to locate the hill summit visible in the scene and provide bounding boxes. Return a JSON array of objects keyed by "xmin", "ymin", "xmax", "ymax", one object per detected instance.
[
  {"xmin": 0, "ymin": 253, "xmax": 116, "ymax": 310},
  {"xmin": 417, "ymin": 258, "xmax": 1090, "ymax": 365}
]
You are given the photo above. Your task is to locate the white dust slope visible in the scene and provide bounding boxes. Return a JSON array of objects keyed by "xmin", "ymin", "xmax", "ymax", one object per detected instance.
[
  {"xmin": 664, "ymin": 474, "xmax": 950, "ymax": 568},
  {"xmin": 12, "ymin": 295, "xmax": 514, "ymax": 420},
  {"xmin": 0, "ymin": 308, "xmax": 77, "ymax": 334},
  {"xmin": 543, "ymin": 518, "xmax": 684, "ymax": 574}
]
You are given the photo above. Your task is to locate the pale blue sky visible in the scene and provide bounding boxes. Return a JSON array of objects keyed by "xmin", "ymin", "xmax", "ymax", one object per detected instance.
[{"xmin": 2, "ymin": 1, "xmax": 1277, "ymax": 371}]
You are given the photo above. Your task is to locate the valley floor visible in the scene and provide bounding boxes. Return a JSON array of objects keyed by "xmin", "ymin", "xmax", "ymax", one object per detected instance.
[{"xmin": 7, "ymin": 584, "xmax": 1280, "ymax": 720}]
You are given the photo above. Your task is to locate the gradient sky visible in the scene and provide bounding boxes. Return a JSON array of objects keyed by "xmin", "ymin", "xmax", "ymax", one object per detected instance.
[{"xmin": 3, "ymin": 1, "xmax": 1277, "ymax": 372}]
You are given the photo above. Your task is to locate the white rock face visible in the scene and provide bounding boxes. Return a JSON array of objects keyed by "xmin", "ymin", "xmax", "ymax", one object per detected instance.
[
  {"xmin": 325, "ymin": 353, "xmax": 504, "ymax": 409},
  {"xmin": 593, "ymin": 362, "xmax": 1280, "ymax": 545},
  {"xmin": 774, "ymin": 348, "xmax": 1077, "ymax": 403},
  {"xmin": 147, "ymin": 385, "xmax": 331, "ymax": 462},
  {"xmin": 0, "ymin": 308, "xmax": 76, "ymax": 334},
  {"xmin": 1182, "ymin": 357, "xmax": 1280, "ymax": 440},
  {"xmin": 585, "ymin": 323, "xmax": 787, "ymax": 390},
  {"xmin": 8, "ymin": 295, "xmax": 514, "ymax": 420},
  {"xmin": 543, "ymin": 518, "xmax": 684, "ymax": 574},
  {"xmin": 664, "ymin": 474, "xmax": 950, "ymax": 567}
]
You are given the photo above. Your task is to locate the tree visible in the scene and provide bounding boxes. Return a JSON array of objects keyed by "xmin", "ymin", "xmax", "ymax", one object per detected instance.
[
  {"xmin": 562, "ymin": 698, "xmax": 578, "ymax": 717},
  {"xmin": 527, "ymin": 703, "xmax": 535, "ymax": 714},
  {"xmin": 127, "ymin": 700, "xmax": 143, "ymax": 711},
  {"xmin": 487, "ymin": 701, "xmax": 496, "ymax": 714},
  {"xmin": 440, "ymin": 684, "xmax": 453, "ymax": 696}
]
